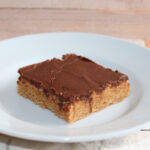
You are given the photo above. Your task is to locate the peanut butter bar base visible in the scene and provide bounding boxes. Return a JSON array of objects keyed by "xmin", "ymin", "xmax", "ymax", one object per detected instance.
[{"xmin": 18, "ymin": 78, "xmax": 130, "ymax": 123}]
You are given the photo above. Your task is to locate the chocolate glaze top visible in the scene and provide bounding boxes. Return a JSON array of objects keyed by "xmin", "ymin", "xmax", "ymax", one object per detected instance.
[{"xmin": 18, "ymin": 54, "xmax": 128, "ymax": 101}]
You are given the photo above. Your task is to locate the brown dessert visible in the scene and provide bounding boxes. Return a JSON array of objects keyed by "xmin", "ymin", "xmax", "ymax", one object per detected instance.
[{"xmin": 17, "ymin": 54, "xmax": 130, "ymax": 123}]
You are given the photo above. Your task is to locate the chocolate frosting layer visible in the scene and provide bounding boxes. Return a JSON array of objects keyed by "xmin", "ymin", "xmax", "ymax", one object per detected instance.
[{"xmin": 18, "ymin": 54, "xmax": 128, "ymax": 101}]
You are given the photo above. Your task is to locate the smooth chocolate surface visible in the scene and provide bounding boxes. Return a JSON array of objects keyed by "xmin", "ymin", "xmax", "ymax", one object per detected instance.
[{"xmin": 18, "ymin": 54, "xmax": 128, "ymax": 101}]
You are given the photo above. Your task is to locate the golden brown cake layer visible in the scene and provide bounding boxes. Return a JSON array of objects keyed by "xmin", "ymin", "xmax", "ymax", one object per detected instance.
[{"xmin": 18, "ymin": 78, "xmax": 130, "ymax": 123}]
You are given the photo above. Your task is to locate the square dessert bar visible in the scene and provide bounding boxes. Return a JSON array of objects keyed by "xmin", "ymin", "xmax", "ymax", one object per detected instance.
[{"xmin": 17, "ymin": 54, "xmax": 130, "ymax": 123}]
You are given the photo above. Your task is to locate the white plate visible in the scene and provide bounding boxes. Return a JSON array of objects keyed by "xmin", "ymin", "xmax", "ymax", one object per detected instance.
[{"xmin": 0, "ymin": 32, "xmax": 150, "ymax": 143}]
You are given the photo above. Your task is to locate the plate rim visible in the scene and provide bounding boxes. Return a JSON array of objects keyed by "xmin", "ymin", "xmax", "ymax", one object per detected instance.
[
  {"xmin": 0, "ymin": 31, "xmax": 149, "ymax": 52},
  {"xmin": 1, "ymin": 122, "xmax": 150, "ymax": 143}
]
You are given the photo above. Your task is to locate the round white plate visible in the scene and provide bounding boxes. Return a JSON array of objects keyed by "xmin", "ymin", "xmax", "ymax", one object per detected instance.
[{"xmin": 0, "ymin": 32, "xmax": 150, "ymax": 143}]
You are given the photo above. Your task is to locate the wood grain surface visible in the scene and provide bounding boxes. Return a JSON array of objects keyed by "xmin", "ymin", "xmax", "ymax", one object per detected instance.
[
  {"xmin": 0, "ymin": 0, "xmax": 150, "ymax": 10},
  {"xmin": 0, "ymin": 9, "xmax": 150, "ymax": 40}
]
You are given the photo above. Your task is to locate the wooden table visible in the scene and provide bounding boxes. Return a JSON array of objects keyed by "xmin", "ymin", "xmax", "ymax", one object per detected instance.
[{"xmin": 0, "ymin": 0, "xmax": 150, "ymax": 40}]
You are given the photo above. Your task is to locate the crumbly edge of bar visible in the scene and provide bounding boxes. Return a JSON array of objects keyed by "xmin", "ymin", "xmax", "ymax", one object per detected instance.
[{"xmin": 17, "ymin": 78, "xmax": 130, "ymax": 123}]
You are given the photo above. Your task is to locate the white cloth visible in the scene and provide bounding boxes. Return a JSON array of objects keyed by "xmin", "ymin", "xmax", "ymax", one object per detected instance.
[
  {"xmin": 1, "ymin": 131, "xmax": 150, "ymax": 150},
  {"xmin": 0, "ymin": 39, "xmax": 149, "ymax": 150}
]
